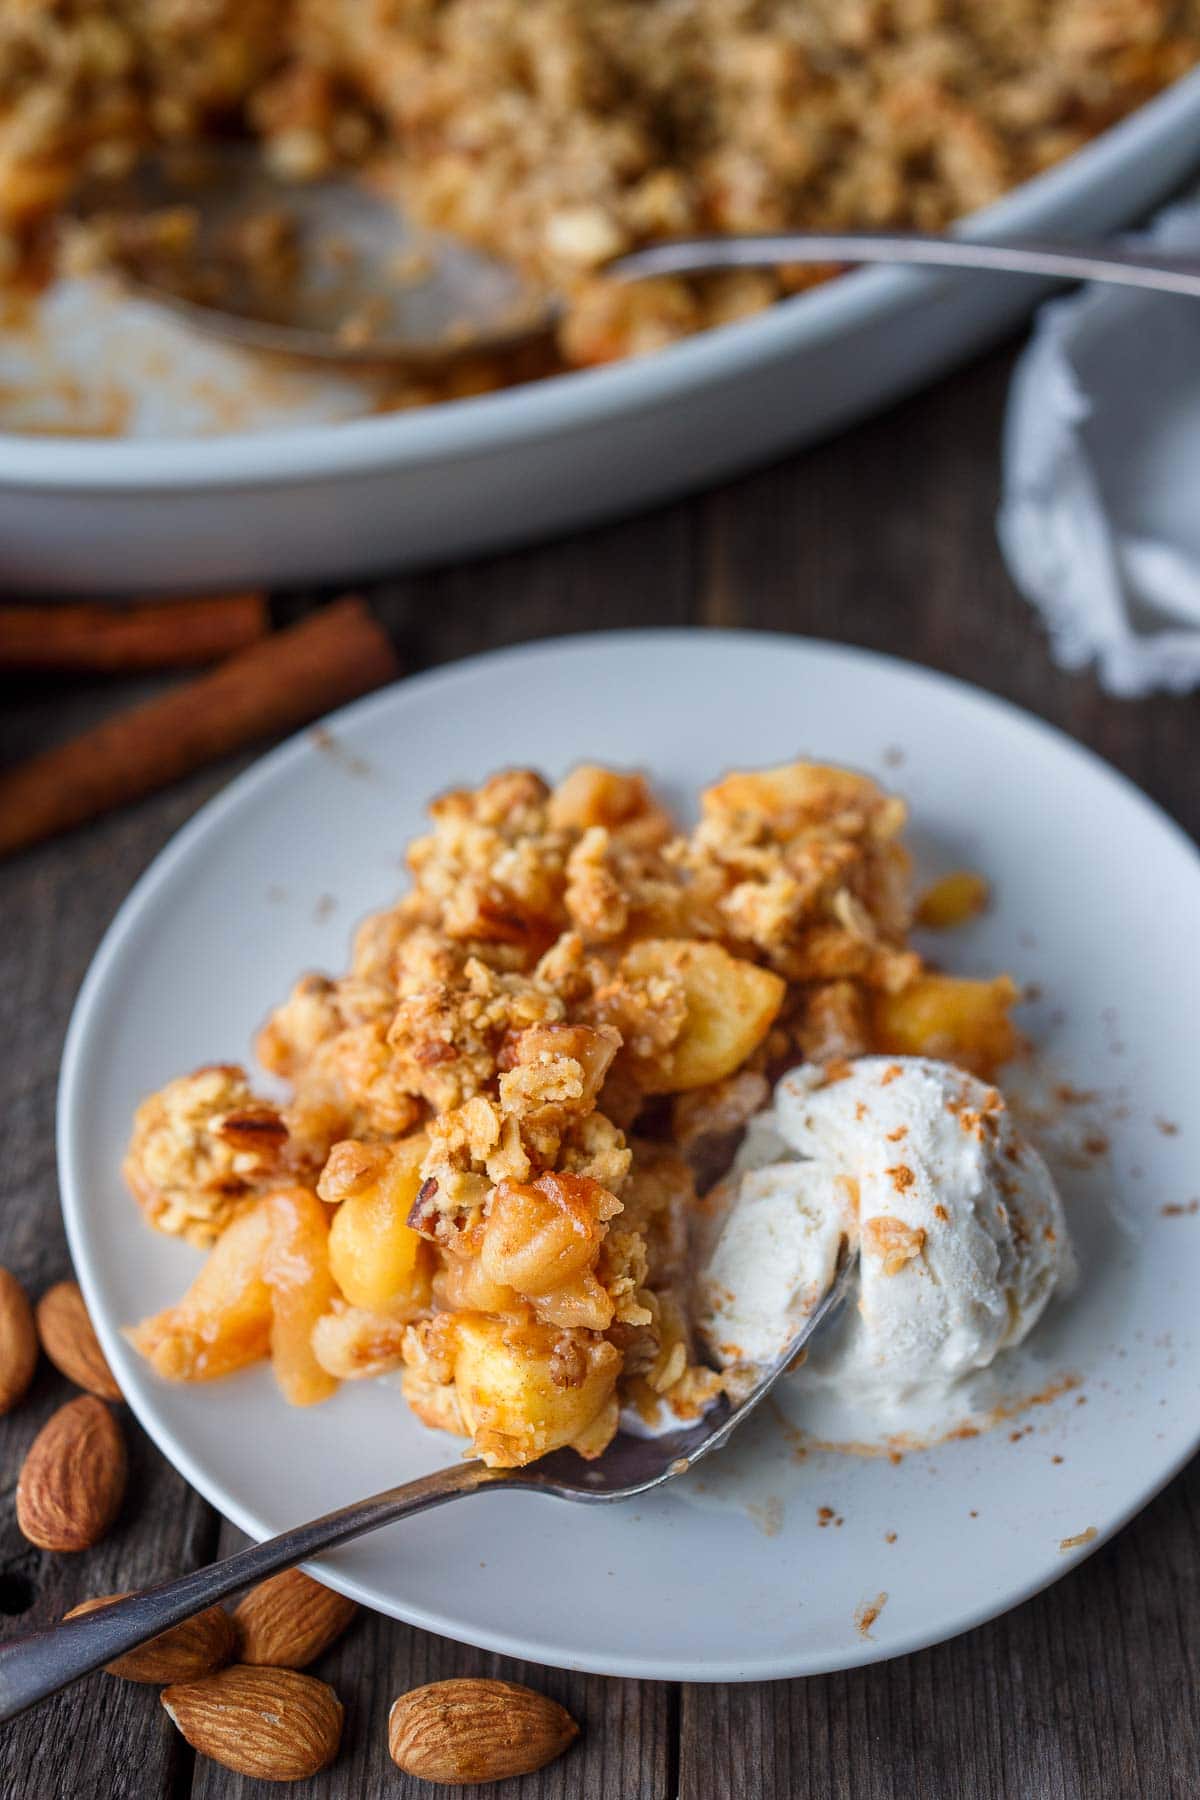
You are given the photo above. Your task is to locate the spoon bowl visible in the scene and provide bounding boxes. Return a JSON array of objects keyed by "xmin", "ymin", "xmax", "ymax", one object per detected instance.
[
  {"xmin": 70, "ymin": 145, "xmax": 561, "ymax": 366},
  {"xmin": 69, "ymin": 145, "xmax": 1200, "ymax": 369}
]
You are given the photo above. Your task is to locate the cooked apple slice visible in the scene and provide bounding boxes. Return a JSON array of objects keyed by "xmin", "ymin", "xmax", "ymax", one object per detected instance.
[
  {"xmin": 621, "ymin": 938, "xmax": 785, "ymax": 1091},
  {"xmin": 126, "ymin": 1202, "xmax": 273, "ymax": 1382},
  {"xmin": 701, "ymin": 761, "xmax": 898, "ymax": 830},
  {"xmin": 324, "ymin": 1134, "xmax": 431, "ymax": 1317},
  {"xmin": 873, "ymin": 973, "xmax": 1019, "ymax": 1077},
  {"xmin": 262, "ymin": 1188, "xmax": 339, "ymax": 1406},
  {"xmin": 450, "ymin": 1315, "xmax": 621, "ymax": 1467}
]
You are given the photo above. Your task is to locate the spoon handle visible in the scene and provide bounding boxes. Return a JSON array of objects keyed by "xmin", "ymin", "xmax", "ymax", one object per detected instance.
[
  {"xmin": 608, "ymin": 231, "xmax": 1200, "ymax": 299},
  {"xmin": 0, "ymin": 1458, "xmax": 501, "ymax": 1724}
]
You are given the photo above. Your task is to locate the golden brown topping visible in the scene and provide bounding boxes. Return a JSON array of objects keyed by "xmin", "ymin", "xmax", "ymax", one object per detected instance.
[
  {"xmin": 863, "ymin": 1216, "xmax": 926, "ymax": 1276},
  {"xmin": 123, "ymin": 1066, "xmax": 290, "ymax": 1245},
  {"xmin": 549, "ymin": 765, "xmax": 672, "ymax": 843},
  {"xmin": 256, "ymin": 974, "xmax": 342, "ymax": 1079},
  {"xmin": 121, "ymin": 757, "xmax": 1025, "ymax": 1468}
]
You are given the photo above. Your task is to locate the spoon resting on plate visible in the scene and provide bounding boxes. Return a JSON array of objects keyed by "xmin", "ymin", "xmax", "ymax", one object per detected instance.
[
  {"xmin": 0, "ymin": 1241, "xmax": 856, "ymax": 1724},
  {"xmin": 67, "ymin": 145, "xmax": 1200, "ymax": 368}
]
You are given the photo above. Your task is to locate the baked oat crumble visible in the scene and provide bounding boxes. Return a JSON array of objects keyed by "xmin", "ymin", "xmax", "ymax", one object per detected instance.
[{"xmin": 122, "ymin": 758, "xmax": 1021, "ymax": 1467}]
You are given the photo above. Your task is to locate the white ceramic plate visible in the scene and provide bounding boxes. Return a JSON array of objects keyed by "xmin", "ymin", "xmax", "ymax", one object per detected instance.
[
  {"xmin": 58, "ymin": 631, "xmax": 1200, "ymax": 1680},
  {"xmin": 8, "ymin": 73, "xmax": 1200, "ymax": 594}
]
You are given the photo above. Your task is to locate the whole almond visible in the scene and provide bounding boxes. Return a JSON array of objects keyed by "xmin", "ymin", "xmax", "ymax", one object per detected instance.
[
  {"xmin": 0, "ymin": 1268, "xmax": 38, "ymax": 1414},
  {"xmin": 233, "ymin": 1568, "xmax": 357, "ymax": 1669},
  {"xmin": 36, "ymin": 1281, "xmax": 122, "ymax": 1401},
  {"xmin": 16, "ymin": 1395, "xmax": 126, "ymax": 1551},
  {"xmin": 388, "ymin": 1678, "xmax": 579, "ymax": 1784},
  {"xmin": 162, "ymin": 1665, "xmax": 343, "ymax": 1780},
  {"xmin": 66, "ymin": 1592, "xmax": 236, "ymax": 1682}
]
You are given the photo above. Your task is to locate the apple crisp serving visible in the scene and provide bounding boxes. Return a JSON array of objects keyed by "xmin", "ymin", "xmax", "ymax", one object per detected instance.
[
  {"xmin": 3, "ymin": 2, "xmax": 1200, "ymax": 397},
  {"xmin": 123, "ymin": 760, "xmax": 1019, "ymax": 1467}
]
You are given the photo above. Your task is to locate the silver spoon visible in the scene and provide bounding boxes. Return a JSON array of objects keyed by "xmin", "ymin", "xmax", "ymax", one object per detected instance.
[
  {"xmin": 69, "ymin": 147, "xmax": 1200, "ymax": 367},
  {"xmin": 0, "ymin": 1244, "xmax": 855, "ymax": 1723}
]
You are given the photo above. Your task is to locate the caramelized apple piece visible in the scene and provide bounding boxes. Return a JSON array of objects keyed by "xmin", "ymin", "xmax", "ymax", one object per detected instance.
[
  {"xmin": 621, "ymin": 939, "xmax": 785, "ymax": 1091},
  {"xmin": 262, "ymin": 1189, "xmax": 339, "ymax": 1406},
  {"xmin": 873, "ymin": 973, "xmax": 1019, "ymax": 1078},
  {"xmin": 915, "ymin": 871, "xmax": 990, "ymax": 929},
  {"xmin": 311, "ymin": 1302, "xmax": 410, "ymax": 1380},
  {"xmin": 701, "ymin": 761, "xmax": 901, "ymax": 831},
  {"xmin": 323, "ymin": 1134, "xmax": 430, "ymax": 1316},
  {"xmin": 478, "ymin": 1173, "xmax": 618, "ymax": 1330},
  {"xmin": 480, "ymin": 1173, "xmax": 612, "ymax": 1296},
  {"xmin": 126, "ymin": 1203, "xmax": 273, "ymax": 1382},
  {"xmin": 548, "ymin": 764, "xmax": 673, "ymax": 846},
  {"xmin": 448, "ymin": 1314, "xmax": 621, "ymax": 1468},
  {"xmin": 432, "ymin": 1253, "xmax": 520, "ymax": 1316},
  {"xmin": 526, "ymin": 1269, "xmax": 614, "ymax": 1332}
]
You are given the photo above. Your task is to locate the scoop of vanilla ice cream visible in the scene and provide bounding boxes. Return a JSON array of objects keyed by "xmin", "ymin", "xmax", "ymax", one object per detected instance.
[
  {"xmin": 699, "ymin": 1056, "xmax": 1075, "ymax": 1412},
  {"xmin": 696, "ymin": 1162, "xmax": 854, "ymax": 1365}
]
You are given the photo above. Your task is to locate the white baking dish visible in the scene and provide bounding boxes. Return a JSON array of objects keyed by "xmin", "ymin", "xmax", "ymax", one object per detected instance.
[{"xmin": 4, "ymin": 68, "xmax": 1200, "ymax": 595}]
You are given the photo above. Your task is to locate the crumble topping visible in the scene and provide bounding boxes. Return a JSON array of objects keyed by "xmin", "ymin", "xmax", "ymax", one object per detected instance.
[{"xmin": 123, "ymin": 759, "xmax": 1023, "ymax": 1466}]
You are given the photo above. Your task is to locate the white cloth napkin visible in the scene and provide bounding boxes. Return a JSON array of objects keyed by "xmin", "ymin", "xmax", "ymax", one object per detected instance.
[{"xmin": 998, "ymin": 197, "xmax": 1200, "ymax": 697}]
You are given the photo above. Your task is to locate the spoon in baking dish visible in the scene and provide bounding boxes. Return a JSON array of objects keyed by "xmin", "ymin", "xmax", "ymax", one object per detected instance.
[
  {"xmin": 0, "ymin": 1242, "xmax": 856, "ymax": 1724},
  {"xmin": 69, "ymin": 146, "xmax": 1200, "ymax": 367}
]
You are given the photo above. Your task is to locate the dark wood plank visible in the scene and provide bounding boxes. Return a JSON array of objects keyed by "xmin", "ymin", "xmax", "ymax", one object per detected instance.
[
  {"xmin": 185, "ymin": 1522, "xmax": 672, "ymax": 1800},
  {"xmin": 0, "ymin": 686, "xmax": 244, "ymax": 1800}
]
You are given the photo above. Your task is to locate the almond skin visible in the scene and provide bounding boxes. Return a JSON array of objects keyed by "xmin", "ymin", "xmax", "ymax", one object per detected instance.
[
  {"xmin": 388, "ymin": 1678, "xmax": 579, "ymax": 1784},
  {"xmin": 233, "ymin": 1568, "xmax": 357, "ymax": 1669},
  {"xmin": 66, "ymin": 1593, "xmax": 236, "ymax": 1682},
  {"xmin": 16, "ymin": 1395, "xmax": 126, "ymax": 1551},
  {"xmin": 0, "ymin": 1268, "xmax": 38, "ymax": 1414},
  {"xmin": 36, "ymin": 1281, "xmax": 122, "ymax": 1401},
  {"xmin": 162, "ymin": 1665, "xmax": 343, "ymax": 1780}
]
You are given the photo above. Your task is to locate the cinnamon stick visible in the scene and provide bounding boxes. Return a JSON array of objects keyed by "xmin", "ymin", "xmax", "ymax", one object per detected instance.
[
  {"xmin": 0, "ymin": 597, "xmax": 398, "ymax": 858},
  {"xmin": 0, "ymin": 592, "xmax": 268, "ymax": 673}
]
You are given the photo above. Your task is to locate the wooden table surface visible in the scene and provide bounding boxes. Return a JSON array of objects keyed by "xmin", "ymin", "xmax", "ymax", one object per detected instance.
[{"xmin": 2, "ymin": 342, "xmax": 1198, "ymax": 1800}]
